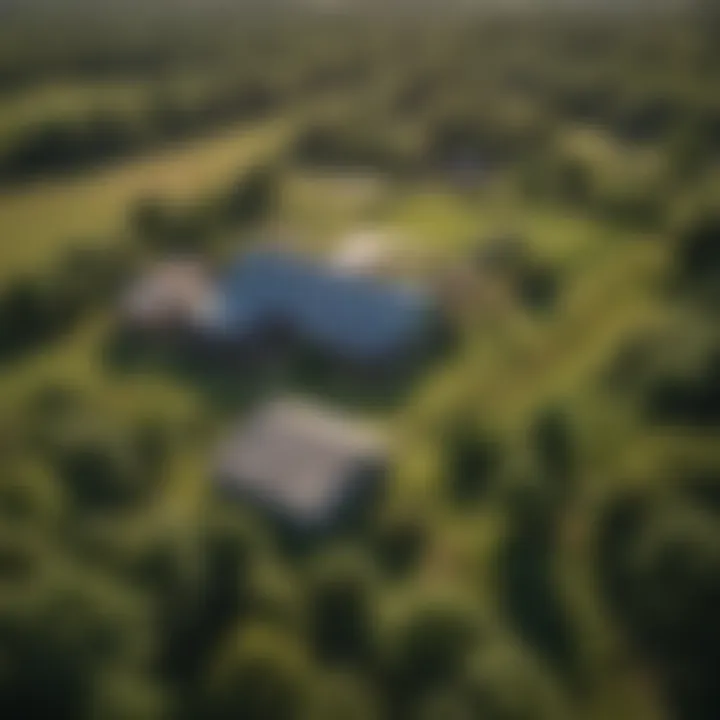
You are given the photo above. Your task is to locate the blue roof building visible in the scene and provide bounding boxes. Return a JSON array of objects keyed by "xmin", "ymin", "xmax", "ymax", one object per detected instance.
[{"xmin": 204, "ymin": 250, "xmax": 437, "ymax": 366}]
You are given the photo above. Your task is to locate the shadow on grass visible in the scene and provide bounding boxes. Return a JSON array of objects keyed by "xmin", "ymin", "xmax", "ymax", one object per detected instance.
[{"xmin": 102, "ymin": 328, "xmax": 449, "ymax": 419}]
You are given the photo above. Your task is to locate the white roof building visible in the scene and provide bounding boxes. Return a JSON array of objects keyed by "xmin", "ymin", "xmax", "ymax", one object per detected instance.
[{"xmin": 328, "ymin": 229, "xmax": 399, "ymax": 277}]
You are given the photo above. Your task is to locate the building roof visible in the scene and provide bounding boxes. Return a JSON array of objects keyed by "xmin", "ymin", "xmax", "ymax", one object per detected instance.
[
  {"xmin": 121, "ymin": 258, "xmax": 217, "ymax": 328},
  {"xmin": 206, "ymin": 249, "xmax": 434, "ymax": 363},
  {"xmin": 328, "ymin": 229, "xmax": 397, "ymax": 276},
  {"xmin": 214, "ymin": 397, "xmax": 387, "ymax": 527}
]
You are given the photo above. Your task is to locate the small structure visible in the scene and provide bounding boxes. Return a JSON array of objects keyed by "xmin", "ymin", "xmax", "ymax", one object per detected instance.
[
  {"xmin": 205, "ymin": 249, "xmax": 438, "ymax": 368},
  {"xmin": 120, "ymin": 258, "xmax": 217, "ymax": 334},
  {"xmin": 214, "ymin": 397, "xmax": 387, "ymax": 530},
  {"xmin": 328, "ymin": 229, "xmax": 398, "ymax": 277}
]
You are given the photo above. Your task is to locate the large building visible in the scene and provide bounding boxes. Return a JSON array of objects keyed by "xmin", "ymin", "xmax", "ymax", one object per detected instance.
[
  {"xmin": 119, "ymin": 246, "xmax": 443, "ymax": 370},
  {"xmin": 213, "ymin": 397, "xmax": 387, "ymax": 530},
  {"xmin": 205, "ymin": 249, "xmax": 439, "ymax": 367}
]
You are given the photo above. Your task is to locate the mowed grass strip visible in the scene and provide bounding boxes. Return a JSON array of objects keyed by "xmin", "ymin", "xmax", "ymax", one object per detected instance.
[{"xmin": 0, "ymin": 113, "xmax": 294, "ymax": 281}]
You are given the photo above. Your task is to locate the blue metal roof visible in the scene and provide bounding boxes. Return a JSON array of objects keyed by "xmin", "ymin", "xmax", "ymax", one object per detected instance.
[{"xmin": 206, "ymin": 250, "xmax": 433, "ymax": 362}]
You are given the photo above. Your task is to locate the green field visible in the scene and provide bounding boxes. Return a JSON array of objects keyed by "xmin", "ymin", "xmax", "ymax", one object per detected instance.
[{"xmin": 0, "ymin": 115, "xmax": 293, "ymax": 282}]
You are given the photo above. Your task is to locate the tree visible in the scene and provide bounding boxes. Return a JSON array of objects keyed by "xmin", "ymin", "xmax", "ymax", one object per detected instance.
[
  {"xmin": 554, "ymin": 156, "xmax": 593, "ymax": 207},
  {"xmin": 497, "ymin": 510, "xmax": 578, "ymax": 680},
  {"xmin": 460, "ymin": 642, "xmax": 569, "ymax": 720},
  {"xmin": 373, "ymin": 508, "xmax": 429, "ymax": 578},
  {"xmin": 531, "ymin": 407, "xmax": 576, "ymax": 497},
  {"xmin": 646, "ymin": 348, "xmax": 720, "ymax": 426},
  {"xmin": 598, "ymin": 494, "xmax": 720, "ymax": 720},
  {"xmin": 2, "ymin": 119, "xmax": 81, "ymax": 179},
  {"xmin": 131, "ymin": 197, "xmax": 176, "ymax": 252},
  {"xmin": 386, "ymin": 595, "xmax": 483, "ymax": 697},
  {"xmin": 0, "ymin": 460, "xmax": 64, "ymax": 528},
  {"xmin": 675, "ymin": 209, "xmax": 720, "ymax": 301},
  {"xmin": 83, "ymin": 111, "xmax": 138, "ymax": 161},
  {"xmin": 613, "ymin": 93, "xmax": 678, "ymax": 143},
  {"xmin": 54, "ymin": 428, "xmax": 144, "ymax": 510},
  {"xmin": 0, "ymin": 541, "xmax": 154, "ymax": 720},
  {"xmin": 0, "ymin": 275, "xmax": 57, "ymax": 357},
  {"xmin": 518, "ymin": 263, "xmax": 560, "ymax": 314},
  {"xmin": 222, "ymin": 164, "xmax": 278, "ymax": 226},
  {"xmin": 307, "ymin": 550, "xmax": 377, "ymax": 666},
  {"xmin": 418, "ymin": 687, "xmax": 474, "ymax": 720},
  {"xmin": 445, "ymin": 420, "xmax": 501, "ymax": 504},
  {"xmin": 310, "ymin": 673, "xmax": 384, "ymax": 720},
  {"xmin": 91, "ymin": 670, "xmax": 168, "ymax": 720},
  {"xmin": 0, "ymin": 600, "xmax": 93, "ymax": 720},
  {"xmin": 206, "ymin": 625, "xmax": 314, "ymax": 720},
  {"xmin": 149, "ymin": 94, "xmax": 192, "ymax": 140},
  {"xmin": 147, "ymin": 508, "xmax": 262, "ymax": 683},
  {"xmin": 132, "ymin": 415, "xmax": 172, "ymax": 479},
  {"xmin": 57, "ymin": 243, "xmax": 136, "ymax": 308}
]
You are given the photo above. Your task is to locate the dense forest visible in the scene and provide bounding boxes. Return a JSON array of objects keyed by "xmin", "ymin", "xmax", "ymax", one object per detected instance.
[{"xmin": 0, "ymin": 4, "xmax": 719, "ymax": 720}]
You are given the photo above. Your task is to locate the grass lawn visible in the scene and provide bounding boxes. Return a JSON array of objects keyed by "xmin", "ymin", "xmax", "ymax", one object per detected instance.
[{"xmin": 385, "ymin": 183, "xmax": 621, "ymax": 269}]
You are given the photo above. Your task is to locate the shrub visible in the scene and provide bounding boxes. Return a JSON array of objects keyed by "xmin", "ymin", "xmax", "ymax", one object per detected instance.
[
  {"xmin": 373, "ymin": 508, "xmax": 429, "ymax": 578},
  {"xmin": 311, "ymin": 673, "xmax": 384, "ymax": 720},
  {"xmin": 221, "ymin": 164, "xmax": 279, "ymax": 226},
  {"xmin": 444, "ymin": 421, "xmax": 502, "ymax": 504},
  {"xmin": 55, "ymin": 429, "xmax": 144, "ymax": 510},
  {"xmin": 206, "ymin": 625, "xmax": 314, "ymax": 720},
  {"xmin": 307, "ymin": 550, "xmax": 378, "ymax": 666},
  {"xmin": 531, "ymin": 407, "xmax": 576, "ymax": 495},
  {"xmin": 386, "ymin": 595, "xmax": 483, "ymax": 694},
  {"xmin": 675, "ymin": 209, "xmax": 720, "ymax": 296}
]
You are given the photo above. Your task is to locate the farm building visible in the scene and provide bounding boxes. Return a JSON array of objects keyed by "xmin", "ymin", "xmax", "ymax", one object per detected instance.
[
  {"xmin": 213, "ymin": 397, "xmax": 387, "ymax": 530},
  {"xmin": 204, "ymin": 249, "xmax": 439, "ymax": 367},
  {"xmin": 120, "ymin": 257, "xmax": 217, "ymax": 334}
]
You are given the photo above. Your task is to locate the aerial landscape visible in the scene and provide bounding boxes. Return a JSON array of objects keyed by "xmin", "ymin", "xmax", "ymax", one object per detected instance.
[{"xmin": 0, "ymin": 1, "xmax": 719, "ymax": 719}]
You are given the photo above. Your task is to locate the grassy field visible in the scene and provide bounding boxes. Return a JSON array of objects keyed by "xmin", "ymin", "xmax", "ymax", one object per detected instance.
[{"xmin": 0, "ymin": 115, "xmax": 294, "ymax": 282}]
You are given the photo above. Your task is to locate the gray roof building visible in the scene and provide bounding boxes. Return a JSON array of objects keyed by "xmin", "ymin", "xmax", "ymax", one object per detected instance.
[
  {"xmin": 214, "ymin": 397, "xmax": 387, "ymax": 529},
  {"xmin": 120, "ymin": 257, "xmax": 217, "ymax": 332}
]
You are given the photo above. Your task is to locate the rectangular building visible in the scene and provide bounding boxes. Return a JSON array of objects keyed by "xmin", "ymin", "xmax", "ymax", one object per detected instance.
[{"xmin": 214, "ymin": 397, "xmax": 387, "ymax": 530}]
